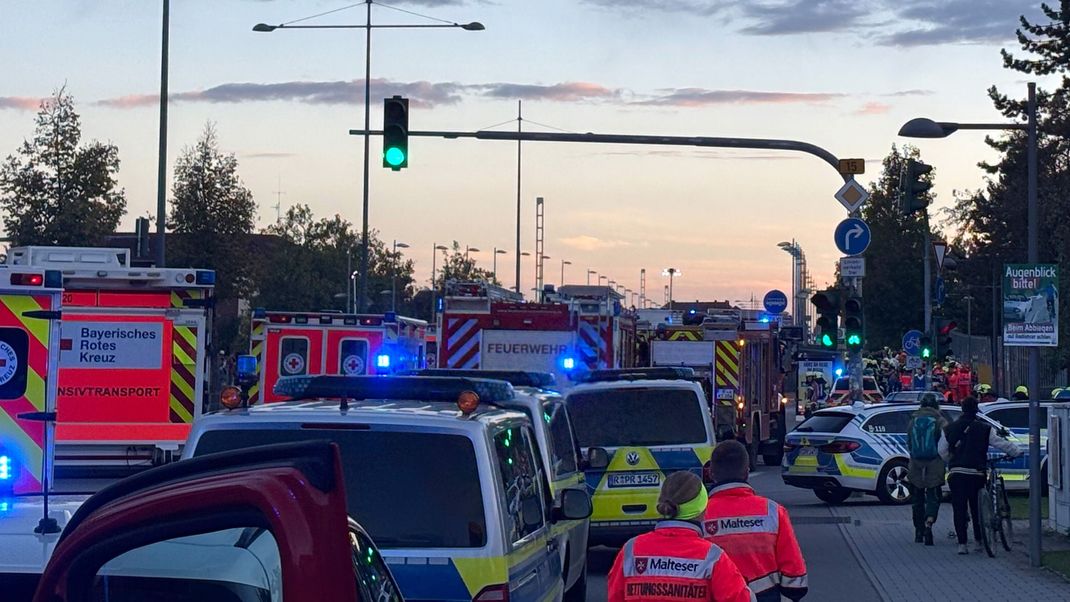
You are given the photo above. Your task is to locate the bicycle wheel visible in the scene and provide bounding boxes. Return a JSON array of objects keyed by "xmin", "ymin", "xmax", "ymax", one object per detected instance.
[
  {"xmin": 997, "ymin": 478, "xmax": 1013, "ymax": 551},
  {"xmin": 977, "ymin": 487, "xmax": 995, "ymax": 557}
]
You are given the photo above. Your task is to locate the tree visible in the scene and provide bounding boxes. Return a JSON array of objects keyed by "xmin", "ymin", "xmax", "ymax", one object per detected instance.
[
  {"xmin": 945, "ymin": 1, "xmax": 1070, "ymax": 369},
  {"xmin": 860, "ymin": 145, "xmax": 932, "ymax": 349},
  {"xmin": 0, "ymin": 88, "xmax": 126, "ymax": 246},
  {"xmin": 257, "ymin": 205, "xmax": 415, "ymax": 315},
  {"xmin": 168, "ymin": 123, "xmax": 257, "ymax": 299},
  {"xmin": 438, "ymin": 241, "xmax": 498, "ymax": 285}
]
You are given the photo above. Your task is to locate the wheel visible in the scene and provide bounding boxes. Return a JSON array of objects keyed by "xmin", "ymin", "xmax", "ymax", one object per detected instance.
[
  {"xmin": 977, "ymin": 487, "xmax": 996, "ymax": 558},
  {"xmin": 997, "ymin": 478, "xmax": 1013, "ymax": 551},
  {"xmin": 876, "ymin": 461, "xmax": 912, "ymax": 505},
  {"xmin": 563, "ymin": 558, "xmax": 587, "ymax": 602},
  {"xmin": 814, "ymin": 487, "xmax": 852, "ymax": 504}
]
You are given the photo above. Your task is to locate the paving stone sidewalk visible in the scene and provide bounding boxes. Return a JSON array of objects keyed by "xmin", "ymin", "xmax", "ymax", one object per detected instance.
[{"xmin": 830, "ymin": 498, "xmax": 1070, "ymax": 601}]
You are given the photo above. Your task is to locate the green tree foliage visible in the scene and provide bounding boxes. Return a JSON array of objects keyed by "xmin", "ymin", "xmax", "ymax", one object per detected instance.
[
  {"xmin": 860, "ymin": 145, "xmax": 932, "ymax": 349},
  {"xmin": 437, "ymin": 241, "xmax": 498, "ymax": 285},
  {"xmin": 0, "ymin": 89, "xmax": 126, "ymax": 246},
  {"xmin": 257, "ymin": 205, "xmax": 415, "ymax": 315},
  {"xmin": 945, "ymin": 1, "xmax": 1070, "ymax": 367},
  {"xmin": 168, "ymin": 123, "xmax": 257, "ymax": 299}
]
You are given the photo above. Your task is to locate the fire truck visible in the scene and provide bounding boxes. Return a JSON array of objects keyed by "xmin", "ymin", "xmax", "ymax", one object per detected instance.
[
  {"xmin": 4, "ymin": 246, "xmax": 214, "ymax": 470},
  {"xmin": 551, "ymin": 285, "xmax": 637, "ymax": 371},
  {"xmin": 643, "ymin": 307, "xmax": 785, "ymax": 463},
  {"xmin": 437, "ymin": 281, "xmax": 577, "ymax": 382},
  {"xmin": 247, "ymin": 309, "xmax": 427, "ymax": 404}
]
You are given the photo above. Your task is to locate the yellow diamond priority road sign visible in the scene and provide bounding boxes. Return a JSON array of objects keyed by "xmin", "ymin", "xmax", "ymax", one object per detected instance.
[{"xmin": 835, "ymin": 178, "xmax": 869, "ymax": 213}]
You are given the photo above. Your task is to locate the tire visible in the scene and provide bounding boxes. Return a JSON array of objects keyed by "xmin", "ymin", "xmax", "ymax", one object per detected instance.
[
  {"xmin": 762, "ymin": 449, "xmax": 784, "ymax": 467},
  {"xmin": 876, "ymin": 460, "xmax": 912, "ymax": 505},
  {"xmin": 563, "ymin": 560, "xmax": 587, "ymax": 602},
  {"xmin": 814, "ymin": 487, "xmax": 852, "ymax": 504},
  {"xmin": 997, "ymin": 478, "xmax": 1013, "ymax": 551},
  {"xmin": 978, "ymin": 486, "xmax": 995, "ymax": 557}
]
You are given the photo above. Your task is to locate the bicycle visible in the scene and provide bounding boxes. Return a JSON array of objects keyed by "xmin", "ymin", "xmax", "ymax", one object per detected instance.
[{"xmin": 977, "ymin": 455, "xmax": 1014, "ymax": 558}]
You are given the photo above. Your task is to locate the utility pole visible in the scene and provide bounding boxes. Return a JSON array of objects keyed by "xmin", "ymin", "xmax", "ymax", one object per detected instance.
[
  {"xmin": 155, "ymin": 0, "xmax": 169, "ymax": 268},
  {"xmin": 514, "ymin": 100, "xmax": 522, "ymax": 294}
]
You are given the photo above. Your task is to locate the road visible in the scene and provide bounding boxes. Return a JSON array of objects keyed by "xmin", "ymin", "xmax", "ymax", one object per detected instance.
[{"xmin": 584, "ymin": 465, "xmax": 883, "ymax": 602}]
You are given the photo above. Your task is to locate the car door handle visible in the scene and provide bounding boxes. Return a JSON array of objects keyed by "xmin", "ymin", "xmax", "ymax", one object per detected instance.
[{"xmin": 517, "ymin": 572, "xmax": 539, "ymax": 590}]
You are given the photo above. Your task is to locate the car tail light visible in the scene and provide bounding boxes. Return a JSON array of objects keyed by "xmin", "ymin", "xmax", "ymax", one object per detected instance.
[
  {"xmin": 474, "ymin": 584, "xmax": 509, "ymax": 601},
  {"xmin": 819, "ymin": 441, "xmax": 861, "ymax": 454},
  {"xmin": 783, "ymin": 442, "xmax": 799, "ymax": 453}
]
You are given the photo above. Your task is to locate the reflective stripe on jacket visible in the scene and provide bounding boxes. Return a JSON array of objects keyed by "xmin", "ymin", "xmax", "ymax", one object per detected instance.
[
  {"xmin": 608, "ymin": 520, "xmax": 755, "ymax": 602},
  {"xmin": 703, "ymin": 483, "xmax": 808, "ymax": 601}
]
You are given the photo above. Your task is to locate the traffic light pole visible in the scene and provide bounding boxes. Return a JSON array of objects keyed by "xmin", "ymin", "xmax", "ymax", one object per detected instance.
[
  {"xmin": 923, "ymin": 225, "xmax": 933, "ymax": 391},
  {"xmin": 348, "ymin": 128, "xmax": 855, "ymax": 183}
]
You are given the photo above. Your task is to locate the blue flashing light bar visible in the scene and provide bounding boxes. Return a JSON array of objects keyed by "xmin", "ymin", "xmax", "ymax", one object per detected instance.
[
  {"xmin": 273, "ymin": 375, "xmax": 516, "ymax": 404},
  {"xmin": 579, "ymin": 366, "xmax": 696, "ymax": 383},
  {"xmin": 402, "ymin": 369, "xmax": 556, "ymax": 389}
]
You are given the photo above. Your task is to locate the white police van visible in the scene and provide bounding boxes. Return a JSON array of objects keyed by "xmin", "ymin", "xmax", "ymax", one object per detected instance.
[{"xmin": 183, "ymin": 375, "xmax": 594, "ymax": 602}]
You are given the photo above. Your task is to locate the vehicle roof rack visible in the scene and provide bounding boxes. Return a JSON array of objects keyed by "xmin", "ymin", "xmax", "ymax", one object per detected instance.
[
  {"xmin": 400, "ymin": 369, "xmax": 556, "ymax": 389},
  {"xmin": 273, "ymin": 375, "xmax": 515, "ymax": 404},
  {"xmin": 577, "ymin": 366, "xmax": 696, "ymax": 383}
]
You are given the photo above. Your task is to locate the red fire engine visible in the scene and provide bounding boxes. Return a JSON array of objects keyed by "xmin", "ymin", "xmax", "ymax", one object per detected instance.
[
  {"xmin": 551, "ymin": 285, "xmax": 637, "ymax": 371},
  {"xmin": 247, "ymin": 310, "xmax": 427, "ymax": 404},
  {"xmin": 737, "ymin": 314, "xmax": 787, "ymax": 466}
]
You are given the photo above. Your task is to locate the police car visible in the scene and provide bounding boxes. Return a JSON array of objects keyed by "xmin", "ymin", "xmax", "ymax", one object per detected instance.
[
  {"xmin": 782, "ymin": 403, "xmax": 1023, "ymax": 504},
  {"xmin": 979, "ymin": 400, "xmax": 1058, "ymax": 491},
  {"xmin": 403, "ymin": 369, "xmax": 591, "ymax": 595},
  {"xmin": 183, "ymin": 375, "xmax": 594, "ymax": 602},
  {"xmin": 564, "ymin": 368, "xmax": 716, "ymax": 545}
]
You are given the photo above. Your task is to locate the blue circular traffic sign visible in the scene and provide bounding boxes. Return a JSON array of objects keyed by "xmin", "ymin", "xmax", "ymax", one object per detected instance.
[
  {"xmin": 834, "ymin": 218, "xmax": 872, "ymax": 256},
  {"xmin": 903, "ymin": 329, "xmax": 923, "ymax": 356},
  {"xmin": 763, "ymin": 290, "xmax": 788, "ymax": 314}
]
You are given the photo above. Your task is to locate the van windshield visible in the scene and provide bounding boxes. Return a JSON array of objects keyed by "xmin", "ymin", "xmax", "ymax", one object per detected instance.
[
  {"xmin": 567, "ymin": 387, "xmax": 708, "ymax": 447},
  {"xmin": 194, "ymin": 429, "xmax": 487, "ymax": 549}
]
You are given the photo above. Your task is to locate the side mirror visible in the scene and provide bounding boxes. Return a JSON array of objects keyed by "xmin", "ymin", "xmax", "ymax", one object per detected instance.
[
  {"xmin": 552, "ymin": 489, "xmax": 593, "ymax": 522},
  {"xmin": 584, "ymin": 447, "xmax": 609, "ymax": 470},
  {"xmin": 521, "ymin": 496, "xmax": 543, "ymax": 530}
]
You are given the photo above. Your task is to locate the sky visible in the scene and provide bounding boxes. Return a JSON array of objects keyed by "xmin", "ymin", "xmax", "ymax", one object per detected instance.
[{"xmin": 0, "ymin": 0, "xmax": 1057, "ymax": 306}]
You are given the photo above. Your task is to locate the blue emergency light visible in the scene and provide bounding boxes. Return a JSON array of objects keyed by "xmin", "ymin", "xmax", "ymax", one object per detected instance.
[
  {"xmin": 195, "ymin": 270, "xmax": 216, "ymax": 285},
  {"xmin": 0, "ymin": 455, "xmax": 10, "ymax": 481},
  {"xmin": 835, "ymin": 368, "xmax": 844, "ymax": 377},
  {"xmin": 273, "ymin": 375, "xmax": 515, "ymax": 404},
  {"xmin": 561, "ymin": 357, "xmax": 576, "ymax": 371},
  {"xmin": 376, "ymin": 354, "xmax": 391, "ymax": 369}
]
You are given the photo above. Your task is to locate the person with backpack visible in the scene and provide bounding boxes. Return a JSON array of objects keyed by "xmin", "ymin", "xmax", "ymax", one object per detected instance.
[
  {"xmin": 939, "ymin": 396, "xmax": 1022, "ymax": 554},
  {"xmin": 906, "ymin": 394, "xmax": 948, "ymax": 545}
]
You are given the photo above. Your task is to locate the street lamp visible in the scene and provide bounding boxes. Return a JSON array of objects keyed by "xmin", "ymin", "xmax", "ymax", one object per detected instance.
[
  {"xmin": 253, "ymin": 2, "xmax": 484, "ymax": 312},
  {"xmin": 899, "ymin": 83, "xmax": 1042, "ymax": 567},
  {"xmin": 662, "ymin": 268, "xmax": 681, "ymax": 312},
  {"xmin": 493, "ymin": 248, "xmax": 507, "ymax": 282},
  {"xmin": 466, "ymin": 246, "xmax": 481, "ymax": 260},
  {"xmin": 587, "ymin": 269, "xmax": 597, "ymax": 285},
  {"xmin": 390, "ymin": 240, "xmax": 409, "ymax": 312},
  {"xmin": 349, "ymin": 270, "xmax": 360, "ymax": 313},
  {"xmin": 560, "ymin": 260, "xmax": 572, "ymax": 286},
  {"xmin": 778, "ymin": 241, "xmax": 803, "ymax": 327},
  {"xmin": 598, "ymin": 275, "xmax": 608, "ymax": 286},
  {"xmin": 430, "ymin": 243, "xmax": 448, "ymax": 324}
]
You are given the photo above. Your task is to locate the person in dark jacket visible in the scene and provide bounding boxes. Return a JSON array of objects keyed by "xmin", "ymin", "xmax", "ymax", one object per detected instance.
[
  {"xmin": 939, "ymin": 396, "xmax": 1021, "ymax": 554},
  {"xmin": 906, "ymin": 394, "xmax": 948, "ymax": 545}
]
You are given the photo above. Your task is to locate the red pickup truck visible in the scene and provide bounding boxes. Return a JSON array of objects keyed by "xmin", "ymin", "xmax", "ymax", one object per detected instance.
[{"xmin": 27, "ymin": 441, "xmax": 401, "ymax": 602}]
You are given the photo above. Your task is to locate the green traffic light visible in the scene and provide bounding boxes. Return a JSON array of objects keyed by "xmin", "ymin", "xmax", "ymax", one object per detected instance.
[
  {"xmin": 820, "ymin": 333, "xmax": 834, "ymax": 347},
  {"xmin": 847, "ymin": 334, "xmax": 861, "ymax": 346},
  {"xmin": 384, "ymin": 147, "xmax": 406, "ymax": 167},
  {"xmin": 921, "ymin": 348, "xmax": 931, "ymax": 359}
]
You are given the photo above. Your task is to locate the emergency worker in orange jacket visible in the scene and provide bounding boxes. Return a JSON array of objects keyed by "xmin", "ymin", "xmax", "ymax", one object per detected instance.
[
  {"xmin": 608, "ymin": 471, "xmax": 755, "ymax": 602},
  {"xmin": 703, "ymin": 441, "xmax": 808, "ymax": 601}
]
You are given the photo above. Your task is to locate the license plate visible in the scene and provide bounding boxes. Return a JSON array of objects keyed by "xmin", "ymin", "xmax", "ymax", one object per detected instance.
[
  {"xmin": 607, "ymin": 472, "xmax": 661, "ymax": 488},
  {"xmin": 799, "ymin": 447, "xmax": 818, "ymax": 456}
]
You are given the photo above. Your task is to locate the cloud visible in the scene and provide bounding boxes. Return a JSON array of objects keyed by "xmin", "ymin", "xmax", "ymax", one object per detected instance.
[
  {"xmin": 737, "ymin": 0, "xmax": 871, "ymax": 35},
  {"xmin": 559, "ymin": 235, "xmax": 631, "ymax": 251},
  {"xmin": 878, "ymin": 0, "xmax": 1036, "ymax": 47},
  {"xmin": 0, "ymin": 97, "xmax": 43, "ymax": 111},
  {"xmin": 475, "ymin": 82, "xmax": 621, "ymax": 102},
  {"xmin": 97, "ymin": 79, "xmax": 619, "ymax": 109},
  {"xmin": 636, "ymin": 88, "xmax": 844, "ymax": 107},
  {"xmin": 884, "ymin": 89, "xmax": 934, "ymax": 97},
  {"xmin": 855, "ymin": 101, "xmax": 891, "ymax": 115},
  {"xmin": 582, "ymin": 0, "xmax": 726, "ymax": 16}
]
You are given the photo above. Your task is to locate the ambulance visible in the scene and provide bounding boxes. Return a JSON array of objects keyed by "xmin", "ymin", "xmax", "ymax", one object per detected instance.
[
  {"xmin": 246, "ymin": 309, "xmax": 427, "ymax": 405},
  {"xmin": 4, "ymin": 247, "xmax": 214, "ymax": 470}
]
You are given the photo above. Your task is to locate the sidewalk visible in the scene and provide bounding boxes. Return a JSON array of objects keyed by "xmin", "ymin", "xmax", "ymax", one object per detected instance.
[{"xmin": 831, "ymin": 497, "xmax": 1070, "ymax": 601}]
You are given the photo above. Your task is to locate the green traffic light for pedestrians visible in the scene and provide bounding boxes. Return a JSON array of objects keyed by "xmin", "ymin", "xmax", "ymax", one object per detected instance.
[
  {"xmin": 820, "ymin": 333, "xmax": 834, "ymax": 348},
  {"xmin": 920, "ymin": 335, "xmax": 933, "ymax": 359},
  {"xmin": 847, "ymin": 333, "xmax": 862, "ymax": 346}
]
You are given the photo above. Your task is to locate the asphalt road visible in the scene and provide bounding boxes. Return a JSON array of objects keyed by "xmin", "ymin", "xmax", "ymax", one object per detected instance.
[{"xmin": 585, "ymin": 465, "xmax": 883, "ymax": 602}]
